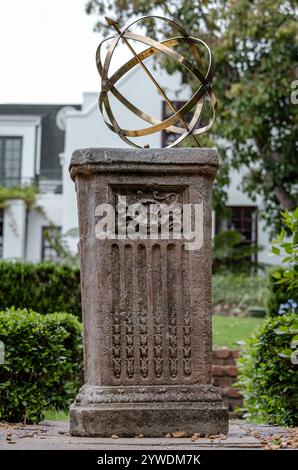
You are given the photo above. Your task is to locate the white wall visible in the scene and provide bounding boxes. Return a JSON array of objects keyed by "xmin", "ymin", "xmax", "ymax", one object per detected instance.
[
  {"xmin": 26, "ymin": 194, "xmax": 63, "ymax": 262},
  {"xmin": 226, "ymin": 169, "xmax": 256, "ymax": 206},
  {"xmin": 1, "ymin": 194, "xmax": 63, "ymax": 263},
  {"xmin": 3, "ymin": 199, "xmax": 26, "ymax": 259}
]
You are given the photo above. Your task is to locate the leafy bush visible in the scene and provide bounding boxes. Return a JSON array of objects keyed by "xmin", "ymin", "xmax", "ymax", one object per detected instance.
[
  {"xmin": 0, "ymin": 261, "xmax": 81, "ymax": 318},
  {"xmin": 0, "ymin": 308, "xmax": 83, "ymax": 423},
  {"xmin": 212, "ymin": 229, "xmax": 260, "ymax": 273},
  {"xmin": 266, "ymin": 267, "xmax": 293, "ymax": 316},
  {"xmin": 267, "ymin": 209, "xmax": 298, "ymax": 316},
  {"xmin": 45, "ymin": 312, "xmax": 83, "ymax": 410},
  {"xmin": 212, "ymin": 273, "xmax": 266, "ymax": 308},
  {"xmin": 238, "ymin": 312, "xmax": 298, "ymax": 426}
]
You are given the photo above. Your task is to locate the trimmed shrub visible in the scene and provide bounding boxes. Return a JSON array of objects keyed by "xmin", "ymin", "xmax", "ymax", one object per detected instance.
[
  {"xmin": 0, "ymin": 261, "xmax": 81, "ymax": 318},
  {"xmin": 267, "ymin": 209, "xmax": 298, "ymax": 317},
  {"xmin": 266, "ymin": 267, "xmax": 295, "ymax": 316},
  {"xmin": 237, "ymin": 312, "xmax": 298, "ymax": 426},
  {"xmin": 44, "ymin": 312, "xmax": 83, "ymax": 410},
  {"xmin": 0, "ymin": 308, "xmax": 83, "ymax": 423}
]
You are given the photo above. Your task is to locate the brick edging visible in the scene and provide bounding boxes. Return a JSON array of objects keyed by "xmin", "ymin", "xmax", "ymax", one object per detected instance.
[{"xmin": 212, "ymin": 347, "xmax": 243, "ymax": 413}]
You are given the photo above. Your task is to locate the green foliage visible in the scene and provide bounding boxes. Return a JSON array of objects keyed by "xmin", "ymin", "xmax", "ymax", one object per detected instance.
[
  {"xmin": 0, "ymin": 185, "xmax": 38, "ymax": 209},
  {"xmin": 266, "ymin": 267, "xmax": 297, "ymax": 317},
  {"xmin": 271, "ymin": 209, "xmax": 298, "ymax": 292},
  {"xmin": 212, "ymin": 273, "xmax": 267, "ymax": 308},
  {"xmin": 86, "ymin": 0, "xmax": 298, "ymax": 231},
  {"xmin": 212, "ymin": 229, "xmax": 260, "ymax": 273},
  {"xmin": 42, "ymin": 225, "xmax": 80, "ymax": 267},
  {"xmin": 45, "ymin": 312, "xmax": 83, "ymax": 410},
  {"xmin": 0, "ymin": 308, "xmax": 83, "ymax": 423},
  {"xmin": 237, "ymin": 312, "xmax": 298, "ymax": 426},
  {"xmin": 0, "ymin": 261, "xmax": 81, "ymax": 318},
  {"xmin": 266, "ymin": 209, "xmax": 298, "ymax": 316}
]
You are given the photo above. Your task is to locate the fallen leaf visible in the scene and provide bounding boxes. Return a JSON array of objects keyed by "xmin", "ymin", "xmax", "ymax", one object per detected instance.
[{"xmin": 172, "ymin": 431, "xmax": 187, "ymax": 438}]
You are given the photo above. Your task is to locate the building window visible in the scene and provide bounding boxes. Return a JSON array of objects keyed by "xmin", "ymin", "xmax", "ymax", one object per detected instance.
[
  {"xmin": 0, "ymin": 137, "xmax": 22, "ymax": 187},
  {"xmin": 0, "ymin": 209, "xmax": 3, "ymax": 258},
  {"xmin": 41, "ymin": 226, "xmax": 62, "ymax": 262},
  {"xmin": 216, "ymin": 205, "xmax": 258, "ymax": 266},
  {"xmin": 227, "ymin": 206, "xmax": 257, "ymax": 246}
]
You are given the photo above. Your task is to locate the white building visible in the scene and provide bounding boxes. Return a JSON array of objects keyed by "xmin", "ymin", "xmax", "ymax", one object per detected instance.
[{"xmin": 0, "ymin": 69, "xmax": 280, "ymax": 266}]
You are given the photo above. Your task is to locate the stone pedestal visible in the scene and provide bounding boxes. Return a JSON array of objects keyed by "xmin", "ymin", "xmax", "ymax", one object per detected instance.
[{"xmin": 69, "ymin": 148, "xmax": 228, "ymax": 437}]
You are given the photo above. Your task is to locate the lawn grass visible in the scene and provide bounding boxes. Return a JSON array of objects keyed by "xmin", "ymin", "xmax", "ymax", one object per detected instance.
[
  {"xmin": 212, "ymin": 315, "xmax": 265, "ymax": 349},
  {"xmin": 43, "ymin": 408, "xmax": 69, "ymax": 421}
]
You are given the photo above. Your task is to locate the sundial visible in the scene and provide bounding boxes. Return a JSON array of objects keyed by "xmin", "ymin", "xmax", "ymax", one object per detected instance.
[
  {"xmin": 71, "ymin": 16, "xmax": 228, "ymax": 441},
  {"xmin": 96, "ymin": 15, "xmax": 217, "ymax": 148}
]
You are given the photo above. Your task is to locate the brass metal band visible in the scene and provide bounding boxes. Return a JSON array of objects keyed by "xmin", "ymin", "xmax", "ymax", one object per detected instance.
[{"xmin": 97, "ymin": 15, "xmax": 217, "ymax": 148}]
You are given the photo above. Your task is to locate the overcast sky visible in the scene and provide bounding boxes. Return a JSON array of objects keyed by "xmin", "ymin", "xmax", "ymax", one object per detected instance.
[{"xmin": 0, "ymin": 0, "xmax": 106, "ymax": 104}]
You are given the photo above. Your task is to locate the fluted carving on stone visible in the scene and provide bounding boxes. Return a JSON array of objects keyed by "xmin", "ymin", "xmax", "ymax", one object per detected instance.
[{"xmin": 111, "ymin": 244, "xmax": 121, "ymax": 379}]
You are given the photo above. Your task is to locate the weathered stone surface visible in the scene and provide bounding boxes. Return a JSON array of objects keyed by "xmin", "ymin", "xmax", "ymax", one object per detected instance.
[
  {"xmin": 70, "ymin": 403, "xmax": 228, "ymax": 437},
  {"xmin": 0, "ymin": 420, "xmax": 292, "ymax": 449},
  {"xmin": 69, "ymin": 147, "xmax": 228, "ymax": 437},
  {"xmin": 70, "ymin": 147, "xmax": 219, "ymax": 172}
]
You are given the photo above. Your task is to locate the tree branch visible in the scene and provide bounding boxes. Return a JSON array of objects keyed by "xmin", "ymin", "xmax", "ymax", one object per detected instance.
[{"xmin": 274, "ymin": 186, "xmax": 295, "ymax": 210}]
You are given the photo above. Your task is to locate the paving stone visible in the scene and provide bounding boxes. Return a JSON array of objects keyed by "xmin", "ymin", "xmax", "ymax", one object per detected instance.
[{"xmin": 0, "ymin": 420, "xmax": 292, "ymax": 450}]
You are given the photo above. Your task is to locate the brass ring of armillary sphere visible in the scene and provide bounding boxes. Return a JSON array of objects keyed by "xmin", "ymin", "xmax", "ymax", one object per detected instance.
[{"xmin": 96, "ymin": 15, "xmax": 217, "ymax": 148}]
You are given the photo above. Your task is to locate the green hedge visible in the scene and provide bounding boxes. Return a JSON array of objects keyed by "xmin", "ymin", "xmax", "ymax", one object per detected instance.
[
  {"xmin": 0, "ymin": 308, "xmax": 83, "ymax": 423},
  {"xmin": 0, "ymin": 261, "xmax": 81, "ymax": 318},
  {"xmin": 266, "ymin": 267, "xmax": 298, "ymax": 316},
  {"xmin": 237, "ymin": 312, "xmax": 298, "ymax": 426}
]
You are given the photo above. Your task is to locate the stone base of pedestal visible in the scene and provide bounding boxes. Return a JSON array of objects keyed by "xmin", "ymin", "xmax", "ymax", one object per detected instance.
[{"xmin": 70, "ymin": 385, "xmax": 228, "ymax": 437}]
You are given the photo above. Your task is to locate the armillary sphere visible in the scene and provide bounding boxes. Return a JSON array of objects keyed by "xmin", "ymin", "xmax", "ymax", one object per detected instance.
[{"xmin": 96, "ymin": 15, "xmax": 217, "ymax": 148}]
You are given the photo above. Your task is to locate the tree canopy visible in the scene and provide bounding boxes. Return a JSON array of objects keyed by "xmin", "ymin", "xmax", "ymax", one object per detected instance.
[{"xmin": 86, "ymin": 0, "xmax": 298, "ymax": 231}]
